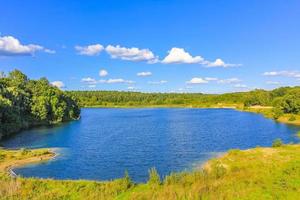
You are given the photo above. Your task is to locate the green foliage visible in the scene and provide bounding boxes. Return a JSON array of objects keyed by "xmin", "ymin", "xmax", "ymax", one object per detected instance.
[
  {"xmin": 288, "ymin": 115, "xmax": 296, "ymax": 121},
  {"xmin": 123, "ymin": 170, "xmax": 133, "ymax": 189},
  {"xmin": 2, "ymin": 145, "xmax": 300, "ymax": 199},
  {"xmin": 20, "ymin": 148, "xmax": 30, "ymax": 155},
  {"xmin": 272, "ymin": 106, "xmax": 284, "ymax": 119},
  {"xmin": 272, "ymin": 138, "xmax": 283, "ymax": 147},
  {"xmin": 69, "ymin": 86, "xmax": 300, "ymax": 117},
  {"xmin": 297, "ymin": 131, "xmax": 300, "ymax": 139},
  {"xmin": 0, "ymin": 70, "xmax": 80, "ymax": 139},
  {"xmin": 147, "ymin": 167, "xmax": 161, "ymax": 185}
]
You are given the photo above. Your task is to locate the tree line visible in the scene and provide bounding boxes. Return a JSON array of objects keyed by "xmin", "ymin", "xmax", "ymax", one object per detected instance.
[
  {"xmin": 69, "ymin": 86, "xmax": 300, "ymax": 116},
  {"xmin": 0, "ymin": 70, "xmax": 80, "ymax": 139},
  {"xmin": 1, "ymin": 69, "xmax": 299, "ymax": 139}
]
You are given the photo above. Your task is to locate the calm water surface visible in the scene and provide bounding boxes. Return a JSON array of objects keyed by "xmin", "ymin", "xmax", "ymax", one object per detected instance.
[{"xmin": 1, "ymin": 108, "xmax": 300, "ymax": 182}]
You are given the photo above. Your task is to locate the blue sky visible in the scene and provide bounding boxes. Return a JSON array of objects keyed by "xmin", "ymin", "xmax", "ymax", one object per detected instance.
[{"xmin": 0, "ymin": 0, "xmax": 300, "ymax": 93}]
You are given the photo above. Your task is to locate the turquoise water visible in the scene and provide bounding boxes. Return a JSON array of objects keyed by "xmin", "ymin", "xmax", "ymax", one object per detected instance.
[{"xmin": 1, "ymin": 108, "xmax": 300, "ymax": 182}]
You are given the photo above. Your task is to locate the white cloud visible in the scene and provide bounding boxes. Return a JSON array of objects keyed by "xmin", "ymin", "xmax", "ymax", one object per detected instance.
[
  {"xmin": 82, "ymin": 77, "xmax": 134, "ymax": 85},
  {"xmin": 75, "ymin": 44, "xmax": 104, "ymax": 56},
  {"xmin": 186, "ymin": 77, "xmax": 208, "ymax": 84},
  {"xmin": 234, "ymin": 84, "xmax": 247, "ymax": 88},
  {"xmin": 105, "ymin": 45, "xmax": 158, "ymax": 63},
  {"xmin": 266, "ymin": 81, "xmax": 280, "ymax": 85},
  {"xmin": 101, "ymin": 78, "xmax": 135, "ymax": 84},
  {"xmin": 204, "ymin": 77, "xmax": 219, "ymax": 81},
  {"xmin": 0, "ymin": 35, "xmax": 54, "ymax": 56},
  {"xmin": 218, "ymin": 78, "xmax": 241, "ymax": 84},
  {"xmin": 99, "ymin": 69, "xmax": 108, "ymax": 77},
  {"xmin": 88, "ymin": 85, "xmax": 96, "ymax": 88},
  {"xmin": 127, "ymin": 86, "xmax": 136, "ymax": 90},
  {"xmin": 263, "ymin": 71, "xmax": 300, "ymax": 78},
  {"xmin": 148, "ymin": 80, "xmax": 168, "ymax": 85},
  {"xmin": 51, "ymin": 81, "xmax": 65, "ymax": 89},
  {"xmin": 81, "ymin": 77, "xmax": 97, "ymax": 84},
  {"xmin": 206, "ymin": 58, "xmax": 241, "ymax": 68},
  {"xmin": 137, "ymin": 71, "xmax": 152, "ymax": 77},
  {"xmin": 161, "ymin": 47, "xmax": 204, "ymax": 64},
  {"xmin": 44, "ymin": 49, "xmax": 56, "ymax": 54}
]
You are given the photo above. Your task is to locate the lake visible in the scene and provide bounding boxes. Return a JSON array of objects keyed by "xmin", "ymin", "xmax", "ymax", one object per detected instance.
[{"xmin": 1, "ymin": 108, "xmax": 300, "ymax": 182}]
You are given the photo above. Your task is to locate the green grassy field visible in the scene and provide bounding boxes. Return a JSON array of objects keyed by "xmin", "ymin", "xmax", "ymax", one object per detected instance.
[{"xmin": 1, "ymin": 144, "xmax": 300, "ymax": 199}]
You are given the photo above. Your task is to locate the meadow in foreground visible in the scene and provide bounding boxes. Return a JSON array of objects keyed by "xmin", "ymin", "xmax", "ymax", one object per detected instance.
[{"xmin": 1, "ymin": 144, "xmax": 300, "ymax": 200}]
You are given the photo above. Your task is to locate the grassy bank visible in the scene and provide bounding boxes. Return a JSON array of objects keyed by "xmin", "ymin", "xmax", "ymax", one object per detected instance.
[
  {"xmin": 1, "ymin": 145, "xmax": 300, "ymax": 199},
  {"xmin": 241, "ymin": 106, "xmax": 300, "ymax": 126}
]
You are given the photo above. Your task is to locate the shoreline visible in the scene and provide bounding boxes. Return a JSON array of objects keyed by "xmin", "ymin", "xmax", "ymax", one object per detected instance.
[
  {"xmin": 0, "ymin": 106, "xmax": 299, "ymax": 184},
  {"xmin": 82, "ymin": 105, "xmax": 300, "ymax": 126},
  {"xmin": 0, "ymin": 148, "xmax": 56, "ymax": 177}
]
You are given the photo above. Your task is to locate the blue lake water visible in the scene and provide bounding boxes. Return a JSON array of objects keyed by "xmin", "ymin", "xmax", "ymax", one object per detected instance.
[{"xmin": 1, "ymin": 108, "xmax": 300, "ymax": 182}]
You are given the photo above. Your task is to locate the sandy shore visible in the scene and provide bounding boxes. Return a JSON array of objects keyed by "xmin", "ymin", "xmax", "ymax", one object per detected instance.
[{"xmin": 0, "ymin": 149, "xmax": 56, "ymax": 177}]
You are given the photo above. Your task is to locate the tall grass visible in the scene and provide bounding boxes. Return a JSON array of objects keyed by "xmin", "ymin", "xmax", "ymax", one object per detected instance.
[{"xmin": 1, "ymin": 145, "xmax": 300, "ymax": 199}]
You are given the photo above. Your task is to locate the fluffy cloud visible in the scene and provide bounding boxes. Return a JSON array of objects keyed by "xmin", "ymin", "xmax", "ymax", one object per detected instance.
[
  {"xmin": 51, "ymin": 81, "xmax": 65, "ymax": 89},
  {"xmin": 263, "ymin": 71, "xmax": 300, "ymax": 78},
  {"xmin": 101, "ymin": 78, "xmax": 135, "ymax": 84},
  {"xmin": 148, "ymin": 80, "xmax": 168, "ymax": 85},
  {"xmin": 218, "ymin": 78, "xmax": 241, "ymax": 84},
  {"xmin": 161, "ymin": 47, "xmax": 241, "ymax": 68},
  {"xmin": 99, "ymin": 69, "xmax": 108, "ymax": 77},
  {"xmin": 81, "ymin": 77, "xmax": 97, "ymax": 84},
  {"xmin": 127, "ymin": 86, "xmax": 138, "ymax": 90},
  {"xmin": 82, "ymin": 77, "xmax": 134, "ymax": 85},
  {"xmin": 0, "ymin": 35, "xmax": 55, "ymax": 56},
  {"xmin": 137, "ymin": 71, "xmax": 152, "ymax": 77},
  {"xmin": 206, "ymin": 58, "xmax": 241, "ymax": 68},
  {"xmin": 186, "ymin": 77, "xmax": 208, "ymax": 84},
  {"xmin": 75, "ymin": 44, "xmax": 104, "ymax": 56},
  {"xmin": 105, "ymin": 45, "xmax": 158, "ymax": 63},
  {"xmin": 161, "ymin": 48, "xmax": 204, "ymax": 64},
  {"xmin": 186, "ymin": 77, "xmax": 242, "ymax": 86}
]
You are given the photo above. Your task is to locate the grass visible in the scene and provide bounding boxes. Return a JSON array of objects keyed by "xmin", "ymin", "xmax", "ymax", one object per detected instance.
[
  {"xmin": 297, "ymin": 131, "xmax": 300, "ymax": 138},
  {"xmin": 1, "ymin": 145, "xmax": 300, "ymax": 199},
  {"xmin": 241, "ymin": 106, "xmax": 300, "ymax": 126}
]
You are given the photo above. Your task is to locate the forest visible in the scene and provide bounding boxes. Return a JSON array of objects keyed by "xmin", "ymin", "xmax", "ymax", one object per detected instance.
[
  {"xmin": 0, "ymin": 70, "xmax": 80, "ymax": 139},
  {"xmin": 1, "ymin": 70, "xmax": 300, "ymax": 140},
  {"xmin": 69, "ymin": 86, "xmax": 300, "ymax": 117}
]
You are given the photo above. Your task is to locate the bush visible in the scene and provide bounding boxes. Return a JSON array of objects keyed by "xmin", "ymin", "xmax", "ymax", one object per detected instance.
[
  {"xmin": 297, "ymin": 131, "xmax": 300, "ymax": 139},
  {"xmin": 272, "ymin": 139, "xmax": 283, "ymax": 147},
  {"xmin": 123, "ymin": 170, "xmax": 133, "ymax": 189},
  {"xmin": 272, "ymin": 107, "xmax": 283, "ymax": 120},
  {"xmin": 164, "ymin": 172, "xmax": 181, "ymax": 185},
  {"xmin": 288, "ymin": 115, "xmax": 296, "ymax": 121},
  {"xmin": 21, "ymin": 148, "xmax": 30, "ymax": 155},
  {"xmin": 212, "ymin": 161, "xmax": 227, "ymax": 179},
  {"xmin": 147, "ymin": 168, "xmax": 161, "ymax": 185}
]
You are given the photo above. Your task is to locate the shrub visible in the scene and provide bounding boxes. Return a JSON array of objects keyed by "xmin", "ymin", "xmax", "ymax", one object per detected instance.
[
  {"xmin": 123, "ymin": 170, "xmax": 133, "ymax": 189},
  {"xmin": 21, "ymin": 148, "xmax": 30, "ymax": 155},
  {"xmin": 0, "ymin": 154, "xmax": 5, "ymax": 161},
  {"xmin": 272, "ymin": 107, "xmax": 283, "ymax": 120},
  {"xmin": 272, "ymin": 139, "xmax": 283, "ymax": 147},
  {"xmin": 147, "ymin": 168, "xmax": 161, "ymax": 185},
  {"xmin": 212, "ymin": 162, "xmax": 227, "ymax": 179},
  {"xmin": 297, "ymin": 131, "xmax": 300, "ymax": 139},
  {"xmin": 164, "ymin": 172, "xmax": 181, "ymax": 185},
  {"xmin": 288, "ymin": 115, "xmax": 296, "ymax": 121}
]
